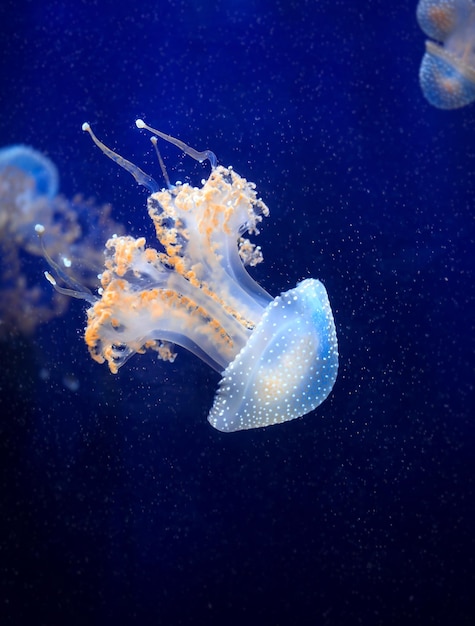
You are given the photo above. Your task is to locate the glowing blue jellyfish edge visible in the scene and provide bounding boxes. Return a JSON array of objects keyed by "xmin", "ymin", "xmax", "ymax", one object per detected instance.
[
  {"xmin": 0, "ymin": 145, "xmax": 59, "ymax": 198},
  {"xmin": 208, "ymin": 278, "xmax": 338, "ymax": 432}
]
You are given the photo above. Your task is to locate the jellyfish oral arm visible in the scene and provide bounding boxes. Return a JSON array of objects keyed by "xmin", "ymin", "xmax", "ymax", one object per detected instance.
[
  {"xmin": 82, "ymin": 123, "xmax": 159, "ymax": 192},
  {"xmin": 135, "ymin": 119, "xmax": 217, "ymax": 169}
]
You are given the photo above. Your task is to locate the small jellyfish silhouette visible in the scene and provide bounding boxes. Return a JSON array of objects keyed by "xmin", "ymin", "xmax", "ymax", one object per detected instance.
[
  {"xmin": 0, "ymin": 144, "xmax": 124, "ymax": 337},
  {"xmin": 417, "ymin": 0, "xmax": 475, "ymax": 108}
]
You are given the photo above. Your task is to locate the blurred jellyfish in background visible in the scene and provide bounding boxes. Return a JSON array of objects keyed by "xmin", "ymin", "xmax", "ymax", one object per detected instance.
[
  {"xmin": 0, "ymin": 145, "xmax": 124, "ymax": 338},
  {"xmin": 417, "ymin": 0, "xmax": 475, "ymax": 108},
  {"xmin": 45, "ymin": 121, "xmax": 339, "ymax": 432}
]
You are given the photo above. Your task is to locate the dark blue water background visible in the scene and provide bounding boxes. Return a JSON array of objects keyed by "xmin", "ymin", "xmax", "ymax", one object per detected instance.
[{"xmin": 0, "ymin": 1, "xmax": 474, "ymax": 624}]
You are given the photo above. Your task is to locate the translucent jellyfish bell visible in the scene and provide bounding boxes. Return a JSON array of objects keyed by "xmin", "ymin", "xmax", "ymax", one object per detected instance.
[
  {"xmin": 417, "ymin": 0, "xmax": 475, "ymax": 109},
  {"xmin": 0, "ymin": 145, "xmax": 59, "ymax": 198},
  {"xmin": 61, "ymin": 121, "xmax": 339, "ymax": 432},
  {"xmin": 208, "ymin": 279, "xmax": 338, "ymax": 432}
]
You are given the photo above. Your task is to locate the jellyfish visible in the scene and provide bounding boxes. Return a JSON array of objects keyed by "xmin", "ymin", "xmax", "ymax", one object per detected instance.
[
  {"xmin": 417, "ymin": 0, "xmax": 475, "ymax": 108},
  {"xmin": 47, "ymin": 120, "xmax": 338, "ymax": 432},
  {"xmin": 0, "ymin": 144, "xmax": 59, "ymax": 198},
  {"xmin": 0, "ymin": 145, "xmax": 124, "ymax": 337}
]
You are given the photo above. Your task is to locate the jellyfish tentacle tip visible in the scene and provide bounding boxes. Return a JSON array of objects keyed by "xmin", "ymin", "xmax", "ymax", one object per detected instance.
[
  {"xmin": 134, "ymin": 118, "xmax": 218, "ymax": 169},
  {"xmin": 44, "ymin": 271, "xmax": 56, "ymax": 286}
]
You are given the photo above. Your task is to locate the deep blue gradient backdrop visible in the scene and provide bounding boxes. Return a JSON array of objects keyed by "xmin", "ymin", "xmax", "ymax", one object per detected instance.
[{"xmin": 1, "ymin": 1, "xmax": 474, "ymax": 625}]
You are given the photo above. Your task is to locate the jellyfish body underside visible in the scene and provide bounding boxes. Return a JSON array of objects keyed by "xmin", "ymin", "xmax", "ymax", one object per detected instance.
[{"xmin": 417, "ymin": 0, "xmax": 475, "ymax": 108}]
